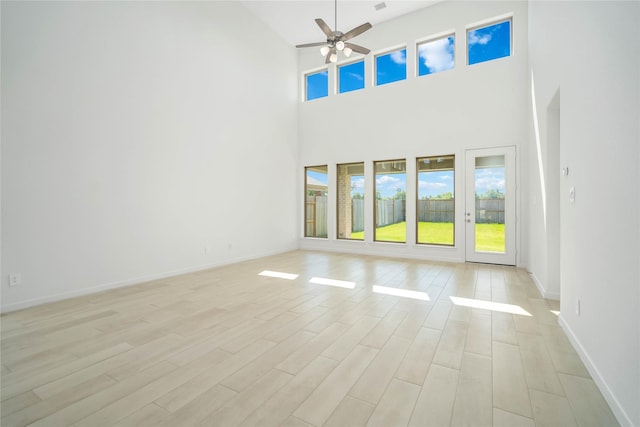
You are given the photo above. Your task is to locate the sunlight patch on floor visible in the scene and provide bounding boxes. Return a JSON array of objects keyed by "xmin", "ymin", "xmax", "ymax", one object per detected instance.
[
  {"xmin": 259, "ymin": 270, "xmax": 299, "ymax": 280},
  {"xmin": 550, "ymin": 310, "xmax": 560, "ymax": 316},
  {"xmin": 450, "ymin": 296, "xmax": 532, "ymax": 316},
  {"xmin": 372, "ymin": 285, "xmax": 430, "ymax": 301},
  {"xmin": 309, "ymin": 277, "xmax": 356, "ymax": 289}
]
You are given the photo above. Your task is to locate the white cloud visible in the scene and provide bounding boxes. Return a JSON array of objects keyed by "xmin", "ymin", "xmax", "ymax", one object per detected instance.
[
  {"xmin": 475, "ymin": 168, "xmax": 505, "ymax": 192},
  {"xmin": 418, "ymin": 38, "xmax": 454, "ymax": 73},
  {"xmin": 390, "ymin": 50, "xmax": 406, "ymax": 65},
  {"xmin": 377, "ymin": 175, "xmax": 400, "ymax": 186},
  {"xmin": 419, "ymin": 180, "xmax": 447, "ymax": 190},
  {"xmin": 347, "ymin": 72, "xmax": 364, "ymax": 81},
  {"xmin": 468, "ymin": 30, "xmax": 492, "ymax": 46},
  {"xmin": 351, "ymin": 178, "xmax": 365, "ymax": 190}
]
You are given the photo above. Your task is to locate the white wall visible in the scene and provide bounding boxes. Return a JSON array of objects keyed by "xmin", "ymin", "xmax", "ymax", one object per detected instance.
[
  {"xmin": 297, "ymin": 1, "xmax": 529, "ymax": 264},
  {"xmin": 1, "ymin": 1, "xmax": 299, "ymax": 311},
  {"xmin": 528, "ymin": 2, "xmax": 640, "ymax": 425}
]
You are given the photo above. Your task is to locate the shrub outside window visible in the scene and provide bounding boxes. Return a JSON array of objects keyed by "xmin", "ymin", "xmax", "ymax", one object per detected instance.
[
  {"xmin": 375, "ymin": 48, "xmax": 407, "ymax": 86},
  {"xmin": 305, "ymin": 166, "xmax": 328, "ymax": 237},
  {"xmin": 467, "ymin": 19, "xmax": 512, "ymax": 65},
  {"xmin": 417, "ymin": 35, "xmax": 455, "ymax": 76},
  {"xmin": 417, "ymin": 155, "xmax": 455, "ymax": 246}
]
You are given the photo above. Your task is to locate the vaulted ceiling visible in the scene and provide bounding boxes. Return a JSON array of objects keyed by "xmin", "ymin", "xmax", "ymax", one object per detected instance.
[{"xmin": 241, "ymin": 0, "xmax": 443, "ymax": 46}]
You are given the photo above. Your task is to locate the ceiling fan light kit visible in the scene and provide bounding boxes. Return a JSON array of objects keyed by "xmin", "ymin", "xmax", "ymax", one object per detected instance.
[{"xmin": 296, "ymin": 0, "xmax": 372, "ymax": 64}]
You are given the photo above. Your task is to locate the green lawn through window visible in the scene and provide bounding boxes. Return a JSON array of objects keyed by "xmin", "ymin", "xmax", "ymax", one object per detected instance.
[
  {"xmin": 349, "ymin": 221, "xmax": 505, "ymax": 250},
  {"xmin": 474, "ymin": 223, "xmax": 505, "ymax": 252}
]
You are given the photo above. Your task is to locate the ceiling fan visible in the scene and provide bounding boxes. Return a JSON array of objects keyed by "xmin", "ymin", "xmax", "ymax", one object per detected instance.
[{"xmin": 295, "ymin": 0, "xmax": 372, "ymax": 64}]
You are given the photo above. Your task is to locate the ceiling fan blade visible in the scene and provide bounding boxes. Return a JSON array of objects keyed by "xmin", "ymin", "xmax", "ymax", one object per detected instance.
[
  {"xmin": 344, "ymin": 42, "xmax": 370, "ymax": 55},
  {"xmin": 342, "ymin": 22, "xmax": 372, "ymax": 41},
  {"xmin": 315, "ymin": 18, "xmax": 334, "ymax": 39},
  {"xmin": 296, "ymin": 41, "xmax": 329, "ymax": 48}
]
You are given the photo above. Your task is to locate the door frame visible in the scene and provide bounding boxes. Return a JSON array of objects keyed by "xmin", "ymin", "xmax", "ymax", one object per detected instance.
[{"xmin": 465, "ymin": 146, "xmax": 517, "ymax": 265}]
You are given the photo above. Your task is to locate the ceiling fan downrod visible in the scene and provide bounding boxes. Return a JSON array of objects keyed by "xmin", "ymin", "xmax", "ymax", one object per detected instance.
[{"xmin": 295, "ymin": 0, "xmax": 373, "ymax": 64}]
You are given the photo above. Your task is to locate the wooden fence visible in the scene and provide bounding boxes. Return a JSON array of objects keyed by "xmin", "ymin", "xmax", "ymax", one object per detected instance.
[
  {"xmin": 352, "ymin": 199, "xmax": 364, "ymax": 232},
  {"xmin": 305, "ymin": 196, "xmax": 327, "ymax": 237},
  {"xmin": 475, "ymin": 198, "xmax": 505, "ymax": 224},
  {"xmin": 417, "ymin": 199, "xmax": 454, "ymax": 223},
  {"xmin": 417, "ymin": 199, "xmax": 505, "ymax": 223},
  {"xmin": 376, "ymin": 199, "xmax": 406, "ymax": 227},
  {"xmin": 308, "ymin": 197, "xmax": 504, "ymax": 236}
]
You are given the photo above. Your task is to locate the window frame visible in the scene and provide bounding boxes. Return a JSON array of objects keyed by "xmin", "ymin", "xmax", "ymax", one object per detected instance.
[
  {"xmin": 304, "ymin": 68, "xmax": 329, "ymax": 101},
  {"xmin": 374, "ymin": 46, "xmax": 408, "ymax": 87},
  {"xmin": 336, "ymin": 162, "xmax": 365, "ymax": 240},
  {"xmin": 304, "ymin": 165, "xmax": 329, "ymax": 238},
  {"xmin": 337, "ymin": 59, "xmax": 366, "ymax": 94},
  {"xmin": 416, "ymin": 155, "xmax": 456, "ymax": 247},
  {"xmin": 466, "ymin": 17, "xmax": 513, "ymax": 66},
  {"xmin": 416, "ymin": 32, "xmax": 456, "ymax": 77},
  {"xmin": 373, "ymin": 159, "xmax": 407, "ymax": 243}
]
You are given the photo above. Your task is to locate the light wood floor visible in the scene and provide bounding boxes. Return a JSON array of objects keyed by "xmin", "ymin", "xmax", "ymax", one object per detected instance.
[{"xmin": 1, "ymin": 251, "xmax": 619, "ymax": 426}]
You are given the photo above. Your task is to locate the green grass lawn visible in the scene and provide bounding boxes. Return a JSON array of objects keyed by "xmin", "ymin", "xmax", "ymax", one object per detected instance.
[
  {"xmin": 475, "ymin": 223, "xmax": 505, "ymax": 252},
  {"xmin": 349, "ymin": 221, "xmax": 505, "ymax": 251}
]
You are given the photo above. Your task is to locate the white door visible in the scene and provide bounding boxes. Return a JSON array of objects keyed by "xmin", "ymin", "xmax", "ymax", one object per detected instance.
[{"xmin": 465, "ymin": 147, "xmax": 516, "ymax": 265}]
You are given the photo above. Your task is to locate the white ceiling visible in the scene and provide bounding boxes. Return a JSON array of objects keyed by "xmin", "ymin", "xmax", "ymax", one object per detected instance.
[{"xmin": 240, "ymin": 1, "xmax": 443, "ymax": 46}]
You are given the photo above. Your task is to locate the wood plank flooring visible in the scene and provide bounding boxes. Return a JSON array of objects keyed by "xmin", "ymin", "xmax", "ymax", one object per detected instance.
[{"xmin": 0, "ymin": 250, "xmax": 619, "ymax": 426}]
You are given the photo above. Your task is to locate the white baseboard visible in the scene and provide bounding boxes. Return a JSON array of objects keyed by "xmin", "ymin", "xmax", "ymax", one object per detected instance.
[
  {"xmin": 528, "ymin": 271, "xmax": 560, "ymax": 300},
  {"xmin": 1, "ymin": 244, "xmax": 297, "ymax": 314},
  {"xmin": 558, "ymin": 314, "xmax": 634, "ymax": 427},
  {"xmin": 299, "ymin": 238, "xmax": 465, "ymax": 264}
]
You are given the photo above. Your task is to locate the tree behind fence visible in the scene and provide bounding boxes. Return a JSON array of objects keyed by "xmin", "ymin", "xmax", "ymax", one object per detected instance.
[{"xmin": 311, "ymin": 197, "xmax": 505, "ymax": 235}]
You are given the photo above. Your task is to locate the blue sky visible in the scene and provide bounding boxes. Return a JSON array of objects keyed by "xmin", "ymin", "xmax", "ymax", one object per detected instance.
[
  {"xmin": 475, "ymin": 167, "xmax": 505, "ymax": 194},
  {"xmin": 376, "ymin": 48, "xmax": 406, "ymax": 86},
  {"xmin": 339, "ymin": 61, "xmax": 365, "ymax": 93},
  {"xmin": 418, "ymin": 36, "xmax": 455, "ymax": 76},
  {"xmin": 468, "ymin": 20, "xmax": 511, "ymax": 65},
  {"xmin": 351, "ymin": 175, "xmax": 364, "ymax": 196},
  {"xmin": 375, "ymin": 173, "xmax": 406, "ymax": 198},
  {"xmin": 306, "ymin": 70, "xmax": 328, "ymax": 101},
  {"xmin": 306, "ymin": 20, "xmax": 510, "ymax": 99},
  {"xmin": 309, "ymin": 168, "xmax": 502, "ymax": 198},
  {"xmin": 418, "ymin": 170, "xmax": 454, "ymax": 198},
  {"xmin": 306, "ymin": 170, "xmax": 328, "ymax": 185}
]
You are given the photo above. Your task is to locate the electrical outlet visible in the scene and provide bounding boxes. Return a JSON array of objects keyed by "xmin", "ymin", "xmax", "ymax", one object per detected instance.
[
  {"xmin": 569, "ymin": 187, "xmax": 576, "ymax": 204},
  {"xmin": 9, "ymin": 273, "xmax": 22, "ymax": 287}
]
